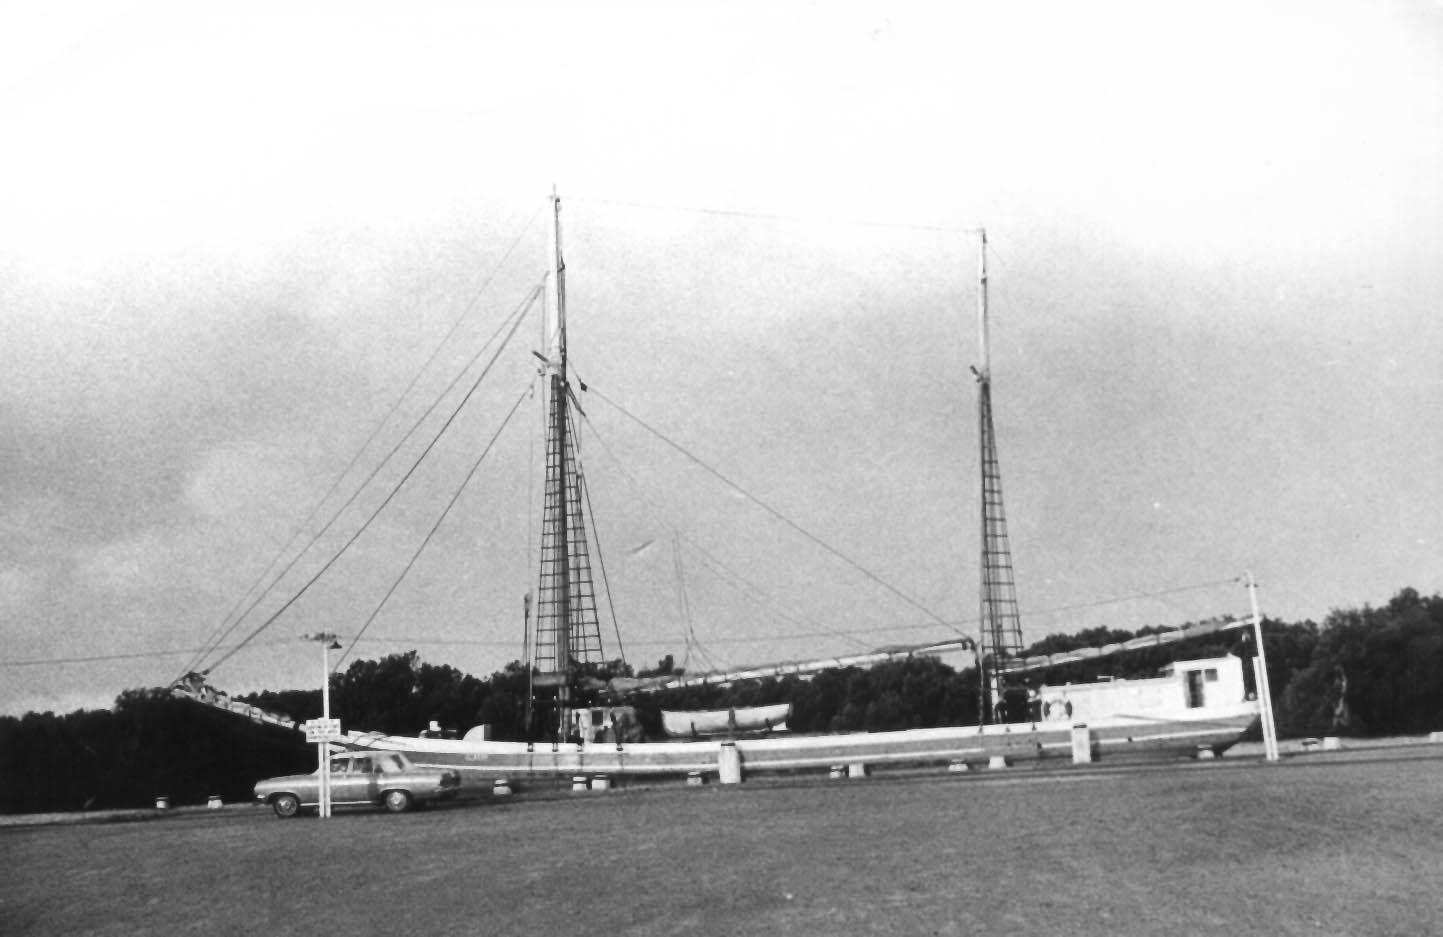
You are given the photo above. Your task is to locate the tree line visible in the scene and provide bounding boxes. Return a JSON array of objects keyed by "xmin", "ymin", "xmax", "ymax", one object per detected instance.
[{"xmin": 3, "ymin": 587, "xmax": 1440, "ymax": 814}]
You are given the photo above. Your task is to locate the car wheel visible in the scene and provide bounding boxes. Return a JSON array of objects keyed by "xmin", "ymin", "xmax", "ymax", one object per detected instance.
[
  {"xmin": 272, "ymin": 793, "xmax": 300, "ymax": 818},
  {"xmin": 382, "ymin": 790, "xmax": 412, "ymax": 814}
]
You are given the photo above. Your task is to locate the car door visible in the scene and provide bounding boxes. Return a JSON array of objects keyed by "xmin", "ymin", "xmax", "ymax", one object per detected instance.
[{"xmin": 328, "ymin": 756, "xmax": 369, "ymax": 804}]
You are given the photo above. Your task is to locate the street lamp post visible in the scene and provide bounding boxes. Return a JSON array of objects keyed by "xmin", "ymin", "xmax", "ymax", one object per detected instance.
[
  {"xmin": 304, "ymin": 632, "xmax": 343, "ymax": 818},
  {"xmin": 1243, "ymin": 574, "xmax": 1280, "ymax": 762}
]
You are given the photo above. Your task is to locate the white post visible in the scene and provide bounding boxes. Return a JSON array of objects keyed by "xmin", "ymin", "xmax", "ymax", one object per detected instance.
[
  {"xmin": 718, "ymin": 741, "xmax": 742, "ymax": 784},
  {"xmin": 1245, "ymin": 573, "xmax": 1280, "ymax": 762},
  {"xmin": 320, "ymin": 637, "xmax": 332, "ymax": 818},
  {"xmin": 306, "ymin": 632, "xmax": 341, "ymax": 818}
]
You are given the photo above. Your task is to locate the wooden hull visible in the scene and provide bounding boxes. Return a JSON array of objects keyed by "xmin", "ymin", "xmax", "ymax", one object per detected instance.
[{"xmin": 335, "ymin": 700, "xmax": 1260, "ymax": 782}]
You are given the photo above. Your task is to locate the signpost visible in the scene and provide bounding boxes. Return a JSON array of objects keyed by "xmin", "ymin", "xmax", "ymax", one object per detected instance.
[
  {"xmin": 303, "ymin": 717, "xmax": 343, "ymax": 817},
  {"xmin": 303, "ymin": 632, "xmax": 344, "ymax": 818}
]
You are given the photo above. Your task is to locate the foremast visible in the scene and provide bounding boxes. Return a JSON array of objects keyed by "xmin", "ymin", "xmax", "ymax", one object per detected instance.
[
  {"xmin": 531, "ymin": 190, "xmax": 606, "ymax": 740},
  {"xmin": 974, "ymin": 229, "xmax": 1024, "ymax": 721}
]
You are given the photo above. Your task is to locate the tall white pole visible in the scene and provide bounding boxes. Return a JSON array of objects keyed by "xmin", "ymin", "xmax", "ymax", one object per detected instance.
[
  {"xmin": 1245, "ymin": 573, "xmax": 1280, "ymax": 762},
  {"xmin": 306, "ymin": 632, "xmax": 340, "ymax": 818},
  {"xmin": 320, "ymin": 637, "xmax": 332, "ymax": 818}
]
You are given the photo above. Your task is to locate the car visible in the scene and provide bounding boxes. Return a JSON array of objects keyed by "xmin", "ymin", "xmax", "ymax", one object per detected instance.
[{"xmin": 254, "ymin": 751, "xmax": 461, "ymax": 817}]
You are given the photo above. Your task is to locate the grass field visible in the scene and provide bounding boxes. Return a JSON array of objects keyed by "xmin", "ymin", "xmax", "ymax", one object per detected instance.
[{"xmin": 4, "ymin": 747, "xmax": 1441, "ymax": 936}]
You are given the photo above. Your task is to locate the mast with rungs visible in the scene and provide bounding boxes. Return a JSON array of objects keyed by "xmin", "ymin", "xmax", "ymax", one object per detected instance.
[
  {"xmin": 531, "ymin": 190, "xmax": 607, "ymax": 741},
  {"xmin": 974, "ymin": 229, "xmax": 1024, "ymax": 722}
]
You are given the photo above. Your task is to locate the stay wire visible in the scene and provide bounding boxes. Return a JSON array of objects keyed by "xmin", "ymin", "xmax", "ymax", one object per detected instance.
[
  {"xmin": 179, "ymin": 212, "xmax": 544, "ymax": 680},
  {"xmin": 576, "ymin": 403, "xmax": 871, "ymax": 656},
  {"xmin": 335, "ymin": 383, "xmax": 535, "ymax": 669},
  {"xmin": 584, "ymin": 384, "xmax": 962, "ymax": 636},
  {"xmin": 571, "ymin": 194, "xmax": 981, "ymax": 235},
  {"xmin": 189, "ymin": 282, "xmax": 542, "ymax": 678},
  {"xmin": 578, "ymin": 466, "xmax": 627, "ymax": 667},
  {"xmin": 203, "ymin": 285, "xmax": 543, "ymax": 674}
]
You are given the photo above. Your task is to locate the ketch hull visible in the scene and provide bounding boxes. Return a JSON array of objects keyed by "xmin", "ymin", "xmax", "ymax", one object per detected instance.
[{"xmin": 335, "ymin": 700, "xmax": 1260, "ymax": 783}]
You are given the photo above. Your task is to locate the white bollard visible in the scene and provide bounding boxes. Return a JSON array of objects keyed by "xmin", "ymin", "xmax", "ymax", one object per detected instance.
[
  {"xmin": 492, "ymin": 778, "xmax": 512, "ymax": 796},
  {"xmin": 591, "ymin": 775, "xmax": 611, "ymax": 791},
  {"xmin": 987, "ymin": 755, "xmax": 1009, "ymax": 770},
  {"xmin": 828, "ymin": 765, "xmax": 845, "ymax": 780},
  {"xmin": 847, "ymin": 762, "xmax": 868, "ymax": 779},
  {"xmin": 947, "ymin": 761, "xmax": 970, "ymax": 773},
  {"xmin": 571, "ymin": 776, "xmax": 589, "ymax": 792},
  {"xmin": 154, "ymin": 795, "xmax": 170, "ymax": 810},
  {"xmin": 718, "ymin": 741, "xmax": 743, "ymax": 784},
  {"xmin": 206, "ymin": 795, "xmax": 223, "ymax": 809},
  {"xmin": 1321, "ymin": 736, "xmax": 1342, "ymax": 751},
  {"xmin": 1071, "ymin": 724, "xmax": 1093, "ymax": 764},
  {"xmin": 686, "ymin": 771, "xmax": 704, "ymax": 786}
]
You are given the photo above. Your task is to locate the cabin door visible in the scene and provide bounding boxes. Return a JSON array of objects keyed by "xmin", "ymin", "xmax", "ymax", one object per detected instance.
[{"xmin": 1185, "ymin": 670, "xmax": 1206, "ymax": 708}]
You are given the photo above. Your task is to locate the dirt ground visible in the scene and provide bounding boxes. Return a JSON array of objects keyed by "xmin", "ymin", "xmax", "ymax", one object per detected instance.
[{"xmin": 3, "ymin": 745, "xmax": 1441, "ymax": 936}]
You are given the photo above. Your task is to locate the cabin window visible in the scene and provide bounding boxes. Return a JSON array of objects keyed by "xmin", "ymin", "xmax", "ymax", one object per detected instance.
[
  {"xmin": 1185, "ymin": 670, "xmax": 1206, "ymax": 708},
  {"xmin": 1204, "ymin": 668, "xmax": 1218, "ymax": 682}
]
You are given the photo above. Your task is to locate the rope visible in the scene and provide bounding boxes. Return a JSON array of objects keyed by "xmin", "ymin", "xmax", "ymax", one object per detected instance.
[
  {"xmin": 334, "ymin": 384, "xmax": 534, "ymax": 668},
  {"xmin": 180, "ymin": 208, "xmax": 543, "ymax": 680},
  {"xmin": 578, "ymin": 467, "xmax": 627, "ymax": 667},
  {"xmin": 201, "ymin": 285, "xmax": 542, "ymax": 674},
  {"xmin": 570, "ymin": 194, "xmax": 980, "ymax": 235},
  {"xmin": 577, "ymin": 402, "xmax": 876, "ymax": 655},
  {"xmin": 584, "ymin": 384, "xmax": 961, "ymax": 635}
]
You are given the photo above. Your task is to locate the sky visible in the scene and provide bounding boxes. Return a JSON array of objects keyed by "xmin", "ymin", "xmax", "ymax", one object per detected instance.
[{"xmin": 2, "ymin": 0, "xmax": 1441, "ymax": 717}]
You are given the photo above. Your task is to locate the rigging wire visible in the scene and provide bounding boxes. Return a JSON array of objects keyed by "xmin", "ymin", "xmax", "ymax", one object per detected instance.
[
  {"xmin": 185, "ymin": 282, "xmax": 542, "ymax": 678},
  {"xmin": 181, "ymin": 207, "xmax": 545, "ymax": 680},
  {"xmin": 3, "ymin": 641, "xmax": 295, "ymax": 668},
  {"xmin": 200, "ymin": 285, "xmax": 543, "ymax": 675},
  {"xmin": 584, "ymin": 384, "xmax": 965, "ymax": 637},
  {"xmin": 334, "ymin": 383, "xmax": 536, "ymax": 669},
  {"xmin": 570, "ymin": 194, "xmax": 981, "ymax": 235},
  {"xmin": 577, "ymin": 404, "xmax": 874, "ymax": 656},
  {"xmin": 578, "ymin": 466, "xmax": 628, "ymax": 667},
  {"xmin": 6, "ymin": 568, "xmax": 1240, "ymax": 674},
  {"xmin": 671, "ymin": 533, "xmax": 722, "ymax": 673}
]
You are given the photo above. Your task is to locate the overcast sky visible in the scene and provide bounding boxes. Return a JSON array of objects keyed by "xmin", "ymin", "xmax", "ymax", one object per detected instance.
[{"xmin": 3, "ymin": 1, "xmax": 1441, "ymax": 716}]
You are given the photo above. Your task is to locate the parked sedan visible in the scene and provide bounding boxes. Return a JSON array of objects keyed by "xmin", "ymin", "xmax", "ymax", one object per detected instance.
[{"xmin": 254, "ymin": 751, "xmax": 461, "ymax": 817}]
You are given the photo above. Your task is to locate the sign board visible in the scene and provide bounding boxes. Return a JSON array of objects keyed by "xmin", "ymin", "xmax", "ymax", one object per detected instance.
[{"xmin": 303, "ymin": 718, "xmax": 343, "ymax": 742}]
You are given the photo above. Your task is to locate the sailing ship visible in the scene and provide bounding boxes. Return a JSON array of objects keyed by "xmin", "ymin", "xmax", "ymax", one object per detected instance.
[{"xmin": 173, "ymin": 193, "xmax": 1269, "ymax": 782}]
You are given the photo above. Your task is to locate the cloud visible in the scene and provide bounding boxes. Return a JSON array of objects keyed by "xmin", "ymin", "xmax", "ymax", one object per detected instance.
[{"xmin": 72, "ymin": 528, "xmax": 172, "ymax": 595}]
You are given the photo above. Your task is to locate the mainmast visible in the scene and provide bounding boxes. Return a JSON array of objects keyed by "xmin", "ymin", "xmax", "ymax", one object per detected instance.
[
  {"xmin": 531, "ymin": 190, "xmax": 607, "ymax": 740},
  {"xmin": 974, "ymin": 229, "xmax": 1024, "ymax": 721}
]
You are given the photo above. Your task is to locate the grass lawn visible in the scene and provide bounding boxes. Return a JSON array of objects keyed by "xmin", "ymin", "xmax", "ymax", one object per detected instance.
[{"xmin": 3, "ymin": 747, "xmax": 1441, "ymax": 936}]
